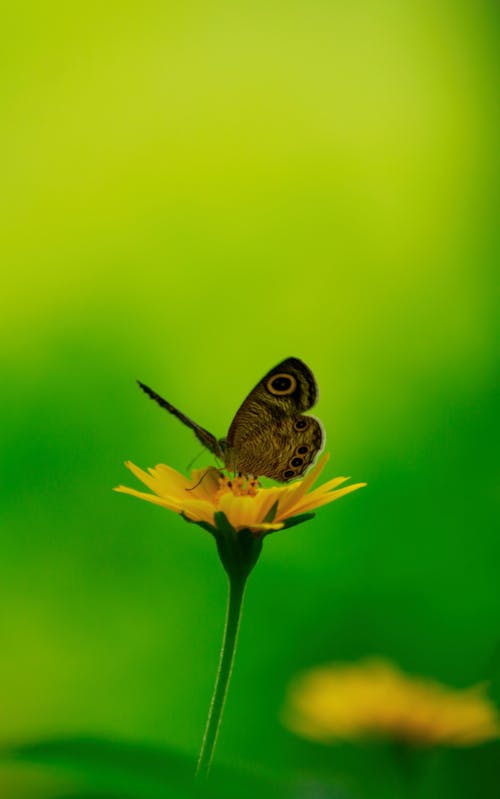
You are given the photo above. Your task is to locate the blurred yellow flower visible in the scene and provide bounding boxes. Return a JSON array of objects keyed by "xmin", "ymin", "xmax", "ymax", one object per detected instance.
[
  {"xmin": 283, "ymin": 658, "xmax": 500, "ymax": 747},
  {"xmin": 114, "ymin": 453, "xmax": 366, "ymax": 535}
]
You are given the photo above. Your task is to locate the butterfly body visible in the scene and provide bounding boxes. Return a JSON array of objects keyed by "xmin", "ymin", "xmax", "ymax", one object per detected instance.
[{"xmin": 138, "ymin": 357, "xmax": 324, "ymax": 483}]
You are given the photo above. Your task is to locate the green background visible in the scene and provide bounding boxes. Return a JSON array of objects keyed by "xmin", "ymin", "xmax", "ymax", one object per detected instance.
[{"xmin": 1, "ymin": 1, "xmax": 498, "ymax": 797}]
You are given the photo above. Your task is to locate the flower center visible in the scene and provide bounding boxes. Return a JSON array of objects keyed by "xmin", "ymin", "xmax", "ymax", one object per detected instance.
[{"xmin": 216, "ymin": 473, "xmax": 259, "ymax": 498}]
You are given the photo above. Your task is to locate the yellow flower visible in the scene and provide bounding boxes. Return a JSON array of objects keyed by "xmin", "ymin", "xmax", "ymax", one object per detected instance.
[
  {"xmin": 283, "ymin": 658, "xmax": 500, "ymax": 747},
  {"xmin": 114, "ymin": 453, "xmax": 365, "ymax": 535}
]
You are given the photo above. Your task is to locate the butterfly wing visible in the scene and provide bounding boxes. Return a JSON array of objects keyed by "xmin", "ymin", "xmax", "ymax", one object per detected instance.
[
  {"xmin": 229, "ymin": 414, "xmax": 324, "ymax": 482},
  {"xmin": 138, "ymin": 381, "xmax": 221, "ymax": 457},
  {"xmin": 225, "ymin": 358, "xmax": 324, "ymax": 481}
]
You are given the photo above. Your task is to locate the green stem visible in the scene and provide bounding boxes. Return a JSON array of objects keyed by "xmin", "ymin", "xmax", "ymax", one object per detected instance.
[{"xmin": 195, "ymin": 572, "xmax": 247, "ymax": 778}]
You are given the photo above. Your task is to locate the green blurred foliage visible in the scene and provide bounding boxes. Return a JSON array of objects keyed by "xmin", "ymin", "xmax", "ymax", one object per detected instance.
[{"xmin": 0, "ymin": 0, "xmax": 499, "ymax": 797}]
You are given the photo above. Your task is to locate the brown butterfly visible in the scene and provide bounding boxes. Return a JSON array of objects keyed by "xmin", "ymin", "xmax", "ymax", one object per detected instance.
[{"xmin": 138, "ymin": 357, "xmax": 324, "ymax": 482}]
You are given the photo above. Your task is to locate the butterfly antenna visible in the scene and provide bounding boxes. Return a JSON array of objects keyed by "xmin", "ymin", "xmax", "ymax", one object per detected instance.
[
  {"xmin": 137, "ymin": 380, "xmax": 176, "ymax": 412},
  {"xmin": 186, "ymin": 467, "xmax": 222, "ymax": 492},
  {"xmin": 137, "ymin": 379, "xmax": 221, "ymax": 457}
]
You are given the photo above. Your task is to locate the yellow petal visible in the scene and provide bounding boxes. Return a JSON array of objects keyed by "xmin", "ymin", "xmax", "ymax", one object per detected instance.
[
  {"xmin": 254, "ymin": 486, "xmax": 287, "ymax": 521},
  {"xmin": 217, "ymin": 493, "xmax": 256, "ymax": 529},
  {"xmin": 274, "ymin": 483, "xmax": 305, "ymax": 518},
  {"xmin": 288, "ymin": 482, "xmax": 367, "ymax": 516},
  {"xmin": 179, "ymin": 496, "xmax": 216, "ymax": 525},
  {"xmin": 114, "ymin": 485, "xmax": 215, "ymax": 525},
  {"xmin": 298, "ymin": 451, "xmax": 330, "ymax": 494},
  {"xmin": 278, "ymin": 453, "xmax": 330, "ymax": 516},
  {"xmin": 307, "ymin": 475, "xmax": 352, "ymax": 498},
  {"xmin": 277, "ymin": 476, "xmax": 352, "ymax": 520},
  {"xmin": 249, "ymin": 522, "xmax": 285, "ymax": 534},
  {"xmin": 114, "ymin": 485, "xmax": 184, "ymax": 512},
  {"xmin": 150, "ymin": 463, "xmax": 193, "ymax": 497},
  {"xmin": 123, "ymin": 461, "xmax": 162, "ymax": 494},
  {"xmin": 187, "ymin": 466, "xmax": 221, "ymax": 502}
]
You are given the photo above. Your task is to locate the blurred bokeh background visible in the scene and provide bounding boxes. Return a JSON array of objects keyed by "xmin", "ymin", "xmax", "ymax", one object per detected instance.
[{"xmin": 1, "ymin": 0, "xmax": 499, "ymax": 796}]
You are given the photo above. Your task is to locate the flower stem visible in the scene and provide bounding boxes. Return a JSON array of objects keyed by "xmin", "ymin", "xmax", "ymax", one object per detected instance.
[{"xmin": 195, "ymin": 572, "xmax": 247, "ymax": 778}]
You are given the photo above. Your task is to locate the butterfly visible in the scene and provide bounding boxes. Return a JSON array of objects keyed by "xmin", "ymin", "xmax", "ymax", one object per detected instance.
[{"xmin": 138, "ymin": 357, "xmax": 324, "ymax": 483}]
